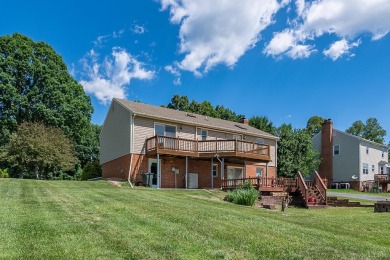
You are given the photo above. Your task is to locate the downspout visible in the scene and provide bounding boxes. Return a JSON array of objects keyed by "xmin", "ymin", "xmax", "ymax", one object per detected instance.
[{"xmin": 128, "ymin": 113, "xmax": 136, "ymax": 188}]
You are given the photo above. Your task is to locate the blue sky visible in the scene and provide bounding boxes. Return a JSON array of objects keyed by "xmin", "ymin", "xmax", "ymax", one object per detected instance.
[{"xmin": 1, "ymin": 0, "xmax": 390, "ymax": 143}]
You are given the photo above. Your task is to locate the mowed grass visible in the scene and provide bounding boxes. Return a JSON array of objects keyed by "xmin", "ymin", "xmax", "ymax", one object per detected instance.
[
  {"xmin": 328, "ymin": 188, "xmax": 390, "ymax": 197},
  {"xmin": 1, "ymin": 180, "xmax": 390, "ymax": 260}
]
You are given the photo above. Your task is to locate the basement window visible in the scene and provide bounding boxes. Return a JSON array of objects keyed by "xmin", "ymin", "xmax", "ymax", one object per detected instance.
[{"xmin": 333, "ymin": 145, "xmax": 340, "ymax": 155}]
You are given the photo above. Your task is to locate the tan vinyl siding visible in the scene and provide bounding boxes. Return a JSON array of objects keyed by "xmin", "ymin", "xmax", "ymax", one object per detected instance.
[
  {"xmin": 133, "ymin": 117, "xmax": 196, "ymax": 154},
  {"xmin": 332, "ymin": 131, "xmax": 360, "ymax": 182},
  {"xmin": 100, "ymin": 101, "xmax": 131, "ymax": 164}
]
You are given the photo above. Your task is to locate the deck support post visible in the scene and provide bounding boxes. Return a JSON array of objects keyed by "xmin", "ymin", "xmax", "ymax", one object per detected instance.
[
  {"xmin": 211, "ymin": 158, "xmax": 214, "ymax": 189},
  {"xmin": 185, "ymin": 156, "xmax": 188, "ymax": 189},
  {"xmin": 266, "ymin": 162, "xmax": 269, "ymax": 186},
  {"xmin": 244, "ymin": 160, "xmax": 246, "ymax": 179},
  {"xmin": 157, "ymin": 153, "xmax": 160, "ymax": 189}
]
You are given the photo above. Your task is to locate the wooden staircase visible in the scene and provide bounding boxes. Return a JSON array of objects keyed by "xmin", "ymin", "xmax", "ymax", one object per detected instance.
[{"xmin": 297, "ymin": 171, "xmax": 327, "ymax": 209}]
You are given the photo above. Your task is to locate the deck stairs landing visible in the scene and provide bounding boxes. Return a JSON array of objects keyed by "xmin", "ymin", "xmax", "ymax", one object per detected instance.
[{"xmin": 297, "ymin": 171, "xmax": 328, "ymax": 209}]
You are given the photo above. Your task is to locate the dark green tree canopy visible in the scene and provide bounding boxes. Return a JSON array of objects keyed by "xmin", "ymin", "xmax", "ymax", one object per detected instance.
[
  {"xmin": 0, "ymin": 33, "xmax": 97, "ymax": 165},
  {"xmin": 249, "ymin": 116, "xmax": 275, "ymax": 134},
  {"xmin": 306, "ymin": 116, "xmax": 325, "ymax": 137},
  {"xmin": 346, "ymin": 118, "xmax": 386, "ymax": 144},
  {"xmin": 277, "ymin": 124, "xmax": 320, "ymax": 178}
]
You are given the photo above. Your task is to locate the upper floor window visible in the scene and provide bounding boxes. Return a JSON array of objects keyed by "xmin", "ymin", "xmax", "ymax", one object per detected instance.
[
  {"xmin": 154, "ymin": 124, "xmax": 176, "ymax": 137},
  {"xmin": 363, "ymin": 163, "xmax": 368, "ymax": 174},
  {"xmin": 333, "ymin": 145, "xmax": 340, "ymax": 155},
  {"xmin": 366, "ymin": 145, "xmax": 369, "ymax": 155},
  {"xmin": 382, "ymin": 148, "xmax": 385, "ymax": 158},
  {"xmin": 256, "ymin": 138, "xmax": 265, "ymax": 144},
  {"xmin": 232, "ymin": 134, "xmax": 242, "ymax": 140},
  {"xmin": 380, "ymin": 166, "xmax": 384, "ymax": 174},
  {"xmin": 201, "ymin": 129, "xmax": 207, "ymax": 141},
  {"xmin": 372, "ymin": 165, "xmax": 375, "ymax": 173}
]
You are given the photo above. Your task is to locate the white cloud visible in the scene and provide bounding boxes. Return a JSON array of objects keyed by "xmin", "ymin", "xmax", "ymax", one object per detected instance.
[
  {"xmin": 132, "ymin": 25, "xmax": 146, "ymax": 34},
  {"xmin": 266, "ymin": 0, "xmax": 390, "ymax": 60},
  {"xmin": 160, "ymin": 0, "xmax": 280, "ymax": 75},
  {"xmin": 165, "ymin": 64, "xmax": 182, "ymax": 85},
  {"xmin": 323, "ymin": 39, "xmax": 360, "ymax": 61},
  {"xmin": 79, "ymin": 47, "xmax": 154, "ymax": 105}
]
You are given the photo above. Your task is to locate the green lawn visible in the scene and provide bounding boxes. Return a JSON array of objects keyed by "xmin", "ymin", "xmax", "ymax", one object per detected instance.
[
  {"xmin": 1, "ymin": 180, "xmax": 390, "ymax": 259},
  {"xmin": 328, "ymin": 188, "xmax": 390, "ymax": 197}
]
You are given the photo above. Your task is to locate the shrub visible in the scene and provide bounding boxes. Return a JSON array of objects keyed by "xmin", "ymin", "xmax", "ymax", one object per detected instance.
[
  {"xmin": 81, "ymin": 161, "xmax": 102, "ymax": 181},
  {"xmin": 0, "ymin": 168, "xmax": 9, "ymax": 178},
  {"xmin": 227, "ymin": 182, "xmax": 259, "ymax": 206}
]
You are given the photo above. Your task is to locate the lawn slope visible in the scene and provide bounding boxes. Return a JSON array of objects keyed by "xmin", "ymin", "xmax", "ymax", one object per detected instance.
[{"xmin": 1, "ymin": 179, "xmax": 389, "ymax": 259}]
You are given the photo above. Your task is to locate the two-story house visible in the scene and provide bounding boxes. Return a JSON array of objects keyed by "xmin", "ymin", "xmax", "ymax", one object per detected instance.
[
  {"xmin": 312, "ymin": 119, "xmax": 389, "ymax": 190},
  {"xmin": 100, "ymin": 98, "xmax": 278, "ymax": 189}
]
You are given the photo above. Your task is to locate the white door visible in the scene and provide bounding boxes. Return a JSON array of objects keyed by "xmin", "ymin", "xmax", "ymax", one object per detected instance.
[{"xmin": 148, "ymin": 159, "xmax": 161, "ymax": 188}]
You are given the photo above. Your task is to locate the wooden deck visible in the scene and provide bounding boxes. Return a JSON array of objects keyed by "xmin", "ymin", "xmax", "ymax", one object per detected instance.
[
  {"xmin": 221, "ymin": 176, "xmax": 298, "ymax": 192},
  {"xmin": 145, "ymin": 135, "xmax": 271, "ymax": 162}
]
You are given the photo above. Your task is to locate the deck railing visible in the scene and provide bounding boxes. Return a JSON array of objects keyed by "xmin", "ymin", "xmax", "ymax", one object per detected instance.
[
  {"xmin": 221, "ymin": 176, "xmax": 298, "ymax": 191},
  {"xmin": 146, "ymin": 135, "xmax": 270, "ymax": 159},
  {"xmin": 374, "ymin": 174, "xmax": 390, "ymax": 183},
  {"xmin": 314, "ymin": 171, "xmax": 327, "ymax": 203},
  {"xmin": 297, "ymin": 171, "xmax": 308, "ymax": 207}
]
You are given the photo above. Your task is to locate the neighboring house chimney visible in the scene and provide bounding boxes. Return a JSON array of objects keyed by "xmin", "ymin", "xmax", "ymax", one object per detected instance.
[
  {"xmin": 319, "ymin": 119, "xmax": 333, "ymax": 186},
  {"xmin": 240, "ymin": 117, "xmax": 249, "ymax": 125}
]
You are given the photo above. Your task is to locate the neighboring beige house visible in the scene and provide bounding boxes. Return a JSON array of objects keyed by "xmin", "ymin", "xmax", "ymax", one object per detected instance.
[
  {"xmin": 100, "ymin": 98, "xmax": 278, "ymax": 189},
  {"xmin": 312, "ymin": 119, "xmax": 389, "ymax": 190}
]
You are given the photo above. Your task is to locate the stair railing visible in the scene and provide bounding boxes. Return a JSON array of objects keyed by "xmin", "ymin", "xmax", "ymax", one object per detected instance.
[
  {"xmin": 297, "ymin": 171, "xmax": 308, "ymax": 207},
  {"xmin": 314, "ymin": 171, "xmax": 327, "ymax": 204}
]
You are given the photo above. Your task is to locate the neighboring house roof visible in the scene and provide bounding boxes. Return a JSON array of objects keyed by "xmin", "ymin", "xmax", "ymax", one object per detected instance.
[
  {"xmin": 115, "ymin": 98, "xmax": 278, "ymax": 140},
  {"xmin": 313, "ymin": 128, "xmax": 389, "ymax": 149}
]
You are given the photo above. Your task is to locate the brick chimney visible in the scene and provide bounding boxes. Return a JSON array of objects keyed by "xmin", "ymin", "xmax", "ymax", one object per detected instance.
[
  {"xmin": 319, "ymin": 119, "xmax": 333, "ymax": 186},
  {"xmin": 240, "ymin": 117, "xmax": 249, "ymax": 125}
]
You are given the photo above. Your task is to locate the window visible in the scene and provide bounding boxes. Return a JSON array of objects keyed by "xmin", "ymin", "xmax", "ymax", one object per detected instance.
[
  {"xmin": 382, "ymin": 148, "xmax": 384, "ymax": 158},
  {"xmin": 366, "ymin": 145, "xmax": 369, "ymax": 155},
  {"xmin": 380, "ymin": 166, "xmax": 384, "ymax": 174},
  {"xmin": 333, "ymin": 145, "xmax": 340, "ymax": 155},
  {"xmin": 201, "ymin": 129, "xmax": 207, "ymax": 141},
  {"xmin": 256, "ymin": 167, "xmax": 263, "ymax": 177},
  {"xmin": 256, "ymin": 138, "xmax": 265, "ymax": 144},
  {"xmin": 227, "ymin": 166, "xmax": 243, "ymax": 179},
  {"xmin": 372, "ymin": 165, "xmax": 375, "ymax": 173},
  {"xmin": 212, "ymin": 164, "xmax": 218, "ymax": 177},
  {"xmin": 154, "ymin": 124, "xmax": 176, "ymax": 137},
  {"xmin": 363, "ymin": 163, "xmax": 368, "ymax": 174},
  {"xmin": 232, "ymin": 135, "xmax": 242, "ymax": 140}
]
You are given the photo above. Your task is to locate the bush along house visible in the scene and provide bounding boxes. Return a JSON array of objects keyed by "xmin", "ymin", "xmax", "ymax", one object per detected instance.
[{"xmin": 100, "ymin": 98, "xmax": 278, "ymax": 189}]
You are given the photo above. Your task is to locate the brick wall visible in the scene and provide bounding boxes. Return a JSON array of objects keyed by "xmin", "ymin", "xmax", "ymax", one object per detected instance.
[
  {"xmin": 319, "ymin": 119, "xmax": 333, "ymax": 185},
  {"xmin": 102, "ymin": 154, "xmax": 276, "ymax": 188}
]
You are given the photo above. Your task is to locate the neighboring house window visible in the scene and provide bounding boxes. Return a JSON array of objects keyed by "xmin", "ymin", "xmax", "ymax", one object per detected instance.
[
  {"xmin": 333, "ymin": 145, "xmax": 340, "ymax": 155},
  {"xmin": 380, "ymin": 166, "xmax": 384, "ymax": 174},
  {"xmin": 256, "ymin": 167, "xmax": 263, "ymax": 177},
  {"xmin": 382, "ymin": 148, "xmax": 384, "ymax": 158},
  {"xmin": 154, "ymin": 124, "xmax": 176, "ymax": 137},
  {"xmin": 212, "ymin": 164, "xmax": 218, "ymax": 177},
  {"xmin": 366, "ymin": 145, "xmax": 369, "ymax": 155},
  {"xmin": 201, "ymin": 129, "xmax": 207, "ymax": 141},
  {"xmin": 372, "ymin": 165, "xmax": 375, "ymax": 173},
  {"xmin": 363, "ymin": 163, "xmax": 368, "ymax": 174},
  {"xmin": 256, "ymin": 138, "xmax": 265, "ymax": 144}
]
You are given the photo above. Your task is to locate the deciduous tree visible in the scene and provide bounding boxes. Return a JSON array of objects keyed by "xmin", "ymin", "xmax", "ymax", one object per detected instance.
[
  {"xmin": 306, "ymin": 116, "xmax": 325, "ymax": 136},
  {"xmin": 346, "ymin": 118, "xmax": 386, "ymax": 144},
  {"xmin": 249, "ymin": 116, "xmax": 275, "ymax": 134}
]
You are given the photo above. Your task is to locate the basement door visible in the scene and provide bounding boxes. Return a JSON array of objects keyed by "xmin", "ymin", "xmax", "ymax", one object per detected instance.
[{"xmin": 148, "ymin": 159, "xmax": 161, "ymax": 188}]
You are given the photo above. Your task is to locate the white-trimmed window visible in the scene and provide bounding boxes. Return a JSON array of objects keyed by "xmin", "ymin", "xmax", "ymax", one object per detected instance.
[
  {"xmin": 232, "ymin": 134, "xmax": 242, "ymax": 140},
  {"xmin": 382, "ymin": 148, "xmax": 384, "ymax": 158},
  {"xmin": 363, "ymin": 163, "xmax": 369, "ymax": 174},
  {"xmin": 201, "ymin": 129, "xmax": 207, "ymax": 141},
  {"xmin": 256, "ymin": 167, "xmax": 263, "ymax": 177},
  {"xmin": 333, "ymin": 145, "xmax": 340, "ymax": 155},
  {"xmin": 154, "ymin": 123, "xmax": 176, "ymax": 137},
  {"xmin": 227, "ymin": 166, "xmax": 243, "ymax": 179},
  {"xmin": 256, "ymin": 138, "xmax": 265, "ymax": 144},
  {"xmin": 366, "ymin": 145, "xmax": 369, "ymax": 155},
  {"xmin": 380, "ymin": 166, "xmax": 384, "ymax": 174},
  {"xmin": 372, "ymin": 165, "xmax": 375, "ymax": 173},
  {"xmin": 212, "ymin": 164, "xmax": 218, "ymax": 177}
]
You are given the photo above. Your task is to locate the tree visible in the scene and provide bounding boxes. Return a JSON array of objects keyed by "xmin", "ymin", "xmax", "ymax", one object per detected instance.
[
  {"xmin": 81, "ymin": 161, "xmax": 102, "ymax": 180},
  {"xmin": 167, "ymin": 94, "xmax": 189, "ymax": 111},
  {"xmin": 345, "ymin": 120, "xmax": 365, "ymax": 137},
  {"xmin": 249, "ymin": 116, "xmax": 275, "ymax": 134},
  {"xmin": 277, "ymin": 124, "xmax": 320, "ymax": 178},
  {"xmin": 1, "ymin": 122, "xmax": 77, "ymax": 178},
  {"xmin": 306, "ymin": 116, "xmax": 325, "ymax": 137},
  {"xmin": 346, "ymin": 118, "xmax": 386, "ymax": 144},
  {"xmin": 0, "ymin": 33, "xmax": 97, "ymax": 166}
]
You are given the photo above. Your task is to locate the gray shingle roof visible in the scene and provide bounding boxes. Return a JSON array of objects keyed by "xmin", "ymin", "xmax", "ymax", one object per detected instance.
[{"xmin": 115, "ymin": 98, "xmax": 278, "ymax": 140}]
